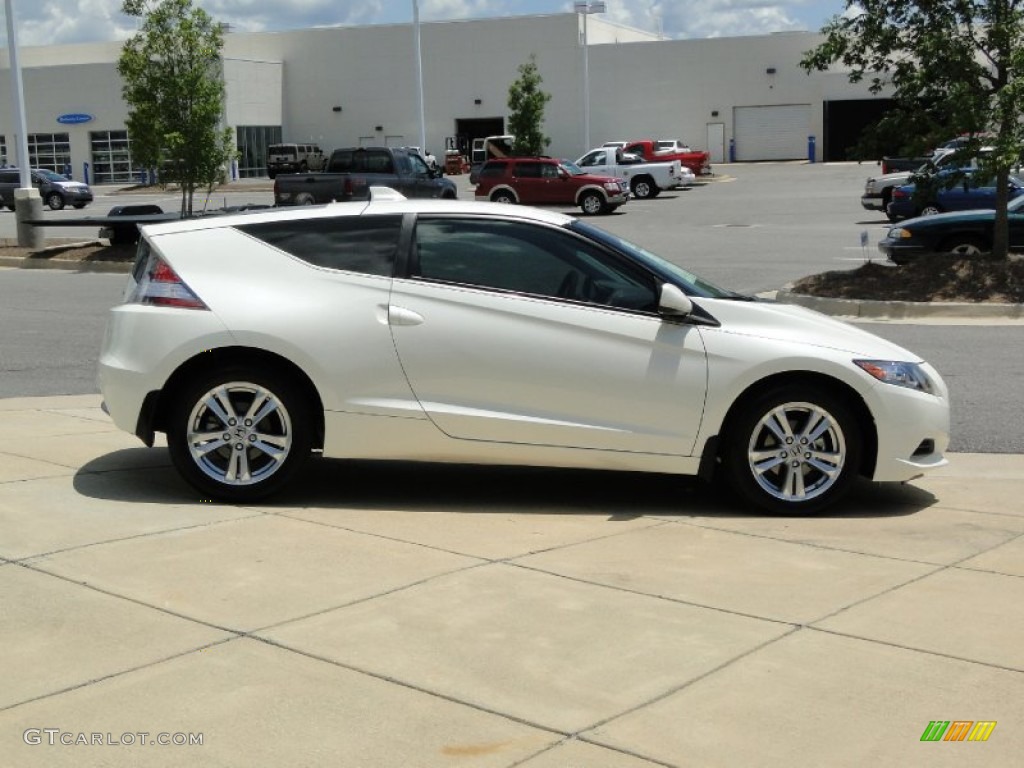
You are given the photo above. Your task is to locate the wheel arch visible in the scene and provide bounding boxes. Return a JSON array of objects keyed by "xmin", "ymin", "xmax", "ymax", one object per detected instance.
[
  {"xmin": 703, "ymin": 370, "xmax": 878, "ymax": 480},
  {"xmin": 574, "ymin": 184, "xmax": 608, "ymax": 204},
  {"xmin": 489, "ymin": 184, "xmax": 519, "ymax": 202},
  {"xmin": 145, "ymin": 346, "xmax": 326, "ymax": 449}
]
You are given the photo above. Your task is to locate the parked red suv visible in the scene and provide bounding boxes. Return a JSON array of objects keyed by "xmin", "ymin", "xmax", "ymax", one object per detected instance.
[{"xmin": 474, "ymin": 157, "xmax": 629, "ymax": 215}]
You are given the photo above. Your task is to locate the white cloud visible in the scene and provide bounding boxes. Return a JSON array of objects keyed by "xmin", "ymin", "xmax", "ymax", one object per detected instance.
[{"xmin": 0, "ymin": 0, "xmax": 833, "ymax": 46}]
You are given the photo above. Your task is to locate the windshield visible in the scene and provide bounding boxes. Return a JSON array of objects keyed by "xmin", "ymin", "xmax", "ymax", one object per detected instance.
[
  {"xmin": 36, "ymin": 169, "xmax": 66, "ymax": 182},
  {"xmin": 568, "ymin": 220, "xmax": 739, "ymax": 299},
  {"xmin": 268, "ymin": 145, "xmax": 296, "ymax": 157},
  {"xmin": 559, "ymin": 160, "xmax": 586, "ymax": 176}
]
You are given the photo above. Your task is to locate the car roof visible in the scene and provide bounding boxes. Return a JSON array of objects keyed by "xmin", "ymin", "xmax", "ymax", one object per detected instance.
[{"xmin": 141, "ymin": 190, "xmax": 576, "ymax": 238}]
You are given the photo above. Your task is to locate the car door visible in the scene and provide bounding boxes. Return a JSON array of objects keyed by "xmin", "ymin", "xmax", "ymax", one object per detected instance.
[
  {"xmin": 387, "ymin": 216, "xmax": 708, "ymax": 455},
  {"xmin": 406, "ymin": 152, "xmax": 440, "ymax": 198},
  {"xmin": 510, "ymin": 161, "xmax": 549, "ymax": 204},
  {"xmin": 578, "ymin": 149, "xmax": 614, "ymax": 177}
]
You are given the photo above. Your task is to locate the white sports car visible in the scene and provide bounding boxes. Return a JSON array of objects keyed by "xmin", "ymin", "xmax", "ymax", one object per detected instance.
[{"xmin": 99, "ymin": 189, "xmax": 950, "ymax": 514}]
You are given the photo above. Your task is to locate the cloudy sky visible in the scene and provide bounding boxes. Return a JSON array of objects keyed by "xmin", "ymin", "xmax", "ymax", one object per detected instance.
[{"xmin": 1, "ymin": 1, "xmax": 850, "ymax": 48}]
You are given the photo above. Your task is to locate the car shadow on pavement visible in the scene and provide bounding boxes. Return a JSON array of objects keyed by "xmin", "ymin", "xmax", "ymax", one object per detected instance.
[{"xmin": 73, "ymin": 451, "xmax": 937, "ymax": 519}]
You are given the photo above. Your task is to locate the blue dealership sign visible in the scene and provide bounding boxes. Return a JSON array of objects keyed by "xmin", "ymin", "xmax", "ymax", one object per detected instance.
[{"xmin": 57, "ymin": 113, "xmax": 94, "ymax": 125}]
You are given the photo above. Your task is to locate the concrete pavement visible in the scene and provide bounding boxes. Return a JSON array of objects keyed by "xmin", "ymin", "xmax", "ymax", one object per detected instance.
[{"xmin": 1, "ymin": 394, "xmax": 1022, "ymax": 766}]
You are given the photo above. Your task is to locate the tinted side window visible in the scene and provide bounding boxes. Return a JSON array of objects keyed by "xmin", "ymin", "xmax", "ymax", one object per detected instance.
[
  {"xmin": 356, "ymin": 150, "xmax": 394, "ymax": 174},
  {"xmin": 412, "ymin": 218, "xmax": 658, "ymax": 311},
  {"xmin": 238, "ymin": 215, "xmax": 402, "ymax": 276},
  {"xmin": 0, "ymin": 170, "xmax": 18, "ymax": 183},
  {"xmin": 479, "ymin": 162, "xmax": 508, "ymax": 178},
  {"xmin": 513, "ymin": 162, "xmax": 542, "ymax": 179}
]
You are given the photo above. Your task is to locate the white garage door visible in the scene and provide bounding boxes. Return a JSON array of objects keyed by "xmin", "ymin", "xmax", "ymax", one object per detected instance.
[{"xmin": 733, "ymin": 105, "xmax": 811, "ymax": 161}]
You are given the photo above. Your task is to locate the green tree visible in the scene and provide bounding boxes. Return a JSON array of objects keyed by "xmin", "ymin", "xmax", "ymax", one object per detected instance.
[
  {"xmin": 118, "ymin": 0, "xmax": 236, "ymax": 216},
  {"xmin": 507, "ymin": 55, "xmax": 552, "ymax": 156},
  {"xmin": 802, "ymin": 1, "xmax": 1024, "ymax": 259}
]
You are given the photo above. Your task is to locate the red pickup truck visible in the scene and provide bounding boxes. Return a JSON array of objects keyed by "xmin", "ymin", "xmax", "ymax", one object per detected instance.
[{"xmin": 622, "ymin": 140, "xmax": 712, "ymax": 176}]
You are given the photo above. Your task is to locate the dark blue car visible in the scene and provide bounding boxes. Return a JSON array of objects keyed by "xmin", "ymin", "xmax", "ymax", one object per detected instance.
[{"xmin": 887, "ymin": 169, "xmax": 1024, "ymax": 220}]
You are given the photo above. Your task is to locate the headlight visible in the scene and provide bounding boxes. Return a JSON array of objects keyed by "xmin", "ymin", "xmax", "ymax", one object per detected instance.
[
  {"xmin": 854, "ymin": 360, "xmax": 935, "ymax": 394},
  {"xmin": 888, "ymin": 227, "xmax": 912, "ymax": 239},
  {"xmin": 604, "ymin": 181, "xmax": 621, "ymax": 192}
]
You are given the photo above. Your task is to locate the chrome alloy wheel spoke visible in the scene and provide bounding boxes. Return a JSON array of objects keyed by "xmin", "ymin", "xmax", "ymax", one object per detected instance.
[
  {"xmin": 748, "ymin": 401, "xmax": 847, "ymax": 503},
  {"xmin": 187, "ymin": 382, "xmax": 293, "ymax": 486}
]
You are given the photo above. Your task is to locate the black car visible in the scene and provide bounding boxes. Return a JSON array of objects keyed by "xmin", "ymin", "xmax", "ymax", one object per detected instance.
[{"xmin": 878, "ymin": 194, "xmax": 1024, "ymax": 264}]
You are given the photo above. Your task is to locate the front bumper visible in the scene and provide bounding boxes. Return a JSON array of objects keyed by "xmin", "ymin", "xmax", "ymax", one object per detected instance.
[
  {"xmin": 877, "ymin": 239, "xmax": 926, "ymax": 263},
  {"xmin": 860, "ymin": 193, "xmax": 884, "ymax": 211},
  {"xmin": 865, "ymin": 364, "xmax": 950, "ymax": 482}
]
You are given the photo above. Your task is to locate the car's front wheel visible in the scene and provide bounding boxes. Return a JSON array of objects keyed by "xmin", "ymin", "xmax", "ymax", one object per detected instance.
[
  {"xmin": 724, "ymin": 386, "xmax": 861, "ymax": 515},
  {"xmin": 940, "ymin": 235, "xmax": 986, "ymax": 255},
  {"xmin": 45, "ymin": 192, "xmax": 65, "ymax": 210},
  {"xmin": 580, "ymin": 191, "xmax": 607, "ymax": 215},
  {"xmin": 920, "ymin": 203, "xmax": 943, "ymax": 216},
  {"xmin": 167, "ymin": 369, "xmax": 312, "ymax": 502}
]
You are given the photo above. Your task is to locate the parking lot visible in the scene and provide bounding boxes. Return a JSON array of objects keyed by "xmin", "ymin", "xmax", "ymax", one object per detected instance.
[{"xmin": 2, "ymin": 162, "xmax": 1023, "ymax": 766}]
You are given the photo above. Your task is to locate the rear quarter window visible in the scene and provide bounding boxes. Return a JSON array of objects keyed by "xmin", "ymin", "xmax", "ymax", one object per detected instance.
[
  {"xmin": 237, "ymin": 215, "xmax": 403, "ymax": 276},
  {"xmin": 479, "ymin": 162, "xmax": 508, "ymax": 178}
]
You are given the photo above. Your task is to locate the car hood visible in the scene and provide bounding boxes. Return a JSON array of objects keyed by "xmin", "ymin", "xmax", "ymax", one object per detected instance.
[
  {"xmin": 898, "ymin": 207, "xmax": 997, "ymax": 229},
  {"xmin": 868, "ymin": 170, "xmax": 913, "ymax": 184},
  {"xmin": 699, "ymin": 297, "xmax": 921, "ymax": 360}
]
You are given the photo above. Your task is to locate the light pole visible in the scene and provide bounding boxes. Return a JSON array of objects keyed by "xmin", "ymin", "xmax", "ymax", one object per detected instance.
[
  {"xmin": 575, "ymin": 1, "xmax": 605, "ymax": 153},
  {"xmin": 4, "ymin": 0, "xmax": 43, "ymax": 247},
  {"xmin": 412, "ymin": 0, "xmax": 426, "ymax": 154}
]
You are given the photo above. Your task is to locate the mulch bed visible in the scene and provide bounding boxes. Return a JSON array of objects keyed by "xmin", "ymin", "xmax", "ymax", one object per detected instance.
[{"xmin": 790, "ymin": 255, "xmax": 1024, "ymax": 304}]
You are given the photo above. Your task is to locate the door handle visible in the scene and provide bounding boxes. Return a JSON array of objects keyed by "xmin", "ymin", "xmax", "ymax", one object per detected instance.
[{"xmin": 388, "ymin": 305, "xmax": 424, "ymax": 326}]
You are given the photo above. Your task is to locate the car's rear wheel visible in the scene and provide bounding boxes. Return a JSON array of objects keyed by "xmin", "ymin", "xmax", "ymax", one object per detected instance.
[
  {"xmin": 723, "ymin": 386, "xmax": 861, "ymax": 515},
  {"xmin": 491, "ymin": 190, "xmax": 516, "ymax": 204},
  {"xmin": 294, "ymin": 192, "xmax": 315, "ymax": 205},
  {"xmin": 45, "ymin": 192, "xmax": 65, "ymax": 211},
  {"xmin": 580, "ymin": 191, "xmax": 607, "ymax": 215},
  {"xmin": 940, "ymin": 235, "xmax": 986, "ymax": 255},
  {"xmin": 167, "ymin": 369, "xmax": 312, "ymax": 502},
  {"xmin": 920, "ymin": 203, "xmax": 943, "ymax": 216},
  {"xmin": 631, "ymin": 176, "xmax": 655, "ymax": 199}
]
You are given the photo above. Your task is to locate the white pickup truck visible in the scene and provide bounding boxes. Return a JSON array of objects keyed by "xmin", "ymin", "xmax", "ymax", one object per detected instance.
[{"xmin": 575, "ymin": 147, "xmax": 692, "ymax": 199}]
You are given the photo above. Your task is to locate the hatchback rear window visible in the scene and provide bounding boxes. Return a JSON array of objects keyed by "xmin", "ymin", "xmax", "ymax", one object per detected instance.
[{"xmin": 237, "ymin": 215, "xmax": 403, "ymax": 276}]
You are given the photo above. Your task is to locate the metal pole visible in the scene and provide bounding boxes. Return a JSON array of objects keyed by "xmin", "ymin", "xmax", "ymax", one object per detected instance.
[
  {"xmin": 4, "ymin": 0, "xmax": 43, "ymax": 247},
  {"xmin": 582, "ymin": 10, "xmax": 590, "ymax": 152},
  {"xmin": 413, "ymin": 0, "xmax": 426, "ymax": 153}
]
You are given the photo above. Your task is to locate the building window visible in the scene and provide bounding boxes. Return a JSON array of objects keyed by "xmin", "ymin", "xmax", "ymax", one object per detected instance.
[
  {"xmin": 90, "ymin": 130, "xmax": 137, "ymax": 184},
  {"xmin": 28, "ymin": 133, "xmax": 71, "ymax": 174},
  {"xmin": 236, "ymin": 125, "xmax": 282, "ymax": 178},
  {"xmin": 0, "ymin": 135, "xmax": 7, "ymax": 166}
]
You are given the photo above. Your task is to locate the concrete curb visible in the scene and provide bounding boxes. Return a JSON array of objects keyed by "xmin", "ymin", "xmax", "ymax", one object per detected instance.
[
  {"xmin": 0, "ymin": 254, "xmax": 132, "ymax": 273},
  {"xmin": 776, "ymin": 288, "xmax": 1024, "ymax": 320}
]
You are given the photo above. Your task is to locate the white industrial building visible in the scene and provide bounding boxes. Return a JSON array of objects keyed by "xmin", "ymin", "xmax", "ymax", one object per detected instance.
[{"xmin": 0, "ymin": 12, "xmax": 885, "ymax": 183}]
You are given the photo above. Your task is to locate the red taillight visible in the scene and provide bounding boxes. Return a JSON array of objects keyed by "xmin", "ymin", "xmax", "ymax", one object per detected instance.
[
  {"xmin": 893, "ymin": 187, "xmax": 909, "ymax": 200},
  {"xmin": 128, "ymin": 252, "xmax": 208, "ymax": 310}
]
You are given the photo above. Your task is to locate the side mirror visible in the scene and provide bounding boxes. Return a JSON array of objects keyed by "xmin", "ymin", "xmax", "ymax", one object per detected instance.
[
  {"xmin": 658, "ymin": 283, "xmax": 693, "ymax": 318},
  {"xmin": 558, "ymin": 168, "xmax": 569, "ymax": 179}
]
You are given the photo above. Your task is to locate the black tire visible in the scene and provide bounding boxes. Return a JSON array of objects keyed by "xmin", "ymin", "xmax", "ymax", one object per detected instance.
[
  {"xmin": 73, "ymin": 203, "xmax": 87, "ymax": 209},
  {"xmin": 920, "ymin": 203, "xmax": 943, "ymax": 216},
  {"xmin": 267, "ymin": 170, "xmax": 277, "ymax": 179},
  {"xmin": 940, "ymin": 235, "xmax": 987, "ymax": 256},
  {"xmin": 580, "ymin": 191, "xmax": 607, "ymax": 215},
  {"xmin": 166, "ymin": 367, "xmax": 313, "ymax": 502},
  {"xmin": 631, "ymin": 176, "xmax": 656, "ymax": 199},
  {"xmin": 723, "ymin": 385, "xmax": 862, "ymax": 515},
  {"xmin": 4, "ymin": 204, "xmax": 14, "ymax": 212},
  {"xmin": 110, "ymin": 226, "xmax": 139, "ymax": 246},
  {"xmin": 294, "ymin": 192, "xmax": 316, "ymax": 206},
  {"xmin": 491, "ymin": 190, "xmax": 516, "ymax": 204},
  {"xmin": 299, "ymin": 162, "xmax": 308, "ymax": 173},
  {"xmin": 45, "ymin": 192, "xmax": 65, "ymax": 211}
]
